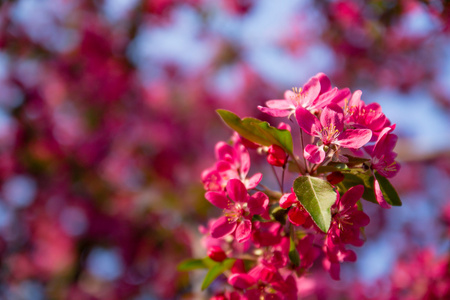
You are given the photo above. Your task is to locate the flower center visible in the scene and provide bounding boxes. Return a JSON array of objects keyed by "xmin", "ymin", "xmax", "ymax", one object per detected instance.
[
  {"xmin": 320, "ymin": 125, "xmax": 340, "ymax": 145},
  {"xmin": 224, "ymin": 202, "xmax": 246, "ymax": 223}
]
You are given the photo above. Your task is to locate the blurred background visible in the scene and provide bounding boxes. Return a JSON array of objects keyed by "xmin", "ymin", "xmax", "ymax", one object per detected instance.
[{"xmin": 0, "ymin": 0, "xmax": 449, "ymax": 299}]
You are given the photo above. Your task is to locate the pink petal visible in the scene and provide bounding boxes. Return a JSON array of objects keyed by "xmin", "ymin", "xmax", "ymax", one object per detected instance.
[
  {"xmin": 295, "ymin": 106, "xmax": 321, "ymax": 136},
  {"xmin": 226, "ymin": 179, "xmax": 248, "ymax": 203},
  {"xmin": 245, "ymin": 173, "xmax": 262, "ymax": 189},
  {"xmin": 215, "ymin": 161, "xmax": 233, "ymax": 173},
  {"xmin": 323, "ymin": 259, "xmax": 341, "ymax": 281},
  {"xmin": 301, "ymin": 76, "xmax": 321, "ymax": 106},
  {"xmin": 236, "ymin": 219, "xmax": 252, "ymax": 243},
  {"xmin": 352, "ymin": 211, "xmax": 370, "ymax": 227},
  {"xmin": 211, "ymin": 216, "xmax": 237, "ymax": 239},
  {"xmin": 266, "ymin": 99, "xmax": 294, "ymax": 110},
  {"xmin": 341, "ymin": 249, "xmax": 357, "ymax": 262},
  {"xmin": 315, "ymin": 72, "xmax": 331, "ymax": 93},
  {"xmin": 228, "ymin": 273, "xmax": 256, "ymax": 290},
  {"xmin": 314, "ymin": 87, "xmax": 351, "ymax": 109},
  {"xmin": 288, "ymin": 206, "xmax": 306, "ymax": 226},
  {"xmin": 339, "ymin": 185, "xmax": 364, "ymax": 209},
  {"xmin": 248, "ymin": 191, "xmax": 269, "ymax": 215},
  {"xmin": 312, "ymin": 87, "xmax": 337, "ymax": 109},
  {"xmin": 231, "ymin": 259, "xmax": 246, "ymax": 274},
  {"xmin": 278, "ymin": 122, "xmax": 291, "ymax": 132},
  {"xmin": 279, "ymin": 193, "xmax": 297, "ymax": 209},
  {"xmin": 304, "ymin": 144, "xmax": 325, "ymax": 164},
  {"xmin": 372, "ymin": 125, "xmax": 397, "ymax": 158},
  {"xmin": 374, "ymin": 178, "xmax": 391, "ymax": 209},
  {"xmin": 205, "ymin": 191, "xmax": 230, "ymax": 209},
  {"xmin": 365, "ymin": 103, "xmax": 387, "ymax": 131},
  {"xmin": 349, "ymin": 90, "xmax": 362, "ymax": 107},
  {"xmin": 237, "ymin": 143, "xmax": 250, "ymax": 177},
  {"xmin": 215, "ymin": 142, "xmax": 235, "ymax": 163},
  {"xmin": 320, "ymin": 104, "xmax": 344, "ymax": 132},
  {"xmin": 331, "ymin": 87, "xmax": 351, "ymax": 104},
  {"xmin": 258, "ymin": 106, "xmax": 291, "ymax": 117},
  {"xmin": 337, "ymin": 129, "xmax": 372, "ymax": 148}
]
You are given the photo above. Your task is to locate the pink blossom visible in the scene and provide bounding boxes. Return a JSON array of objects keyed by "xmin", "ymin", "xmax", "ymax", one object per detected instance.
[
  {"xmin": 365, "ymin": 125, "xmax": 401, "ymax": 208},
  {"xmin": 202, "ymin": 140, "xmax": 262, "ymax": 191},
  {"xmin": 258, "ymin": 73, "xmax": 350, "ymax": 118},
  {"xmin": 205, "ymin": 179, "xmax": 269, "ymax": 242},
  {"xmin": 323, "ymin": 185, "xmax": 370, "ymax": 280},
  {"xmin": 344, "ymin": 90, "xmax": 390, "ymax": 140},
  {"xmin": 296, "ymin": 234, "xmax": 320, "ymax": 271},
  {"xmin": 251, "ymin": 221, "xmax": 282, "ymax": 247},
  {"xmin": 296, "ymin": 104, "xmax": 372, "ymax": 164}
]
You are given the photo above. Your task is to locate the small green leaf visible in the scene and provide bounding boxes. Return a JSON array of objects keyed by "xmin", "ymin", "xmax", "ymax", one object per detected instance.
[
  {"xmin": 288, "ymin": 232, "xmax": 300, "ymax": 267},
  {"xmin": 293, "ymin": 176, "xmax": 337, "ymax": 233},
  {"xmin": 374, "ymin": 172, "xmax": 402, "ymax": 206},
  {"xmin": 216, "ymin": 109, "xmax": 293, "ymax": 155},
  {"xmin": 201, "ymin": 258, "xmax": 236, "ymax": 291},
  {"xmin": 177, "ymin": 258, "xmax": 207, "ymax": 271},
  {"xmin": 316, "ymin": 163, "xmax": 349, "ymax": 174}
]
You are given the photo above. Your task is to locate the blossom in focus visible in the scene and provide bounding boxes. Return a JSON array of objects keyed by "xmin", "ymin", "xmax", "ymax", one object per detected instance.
[
  {"xmin": 296, "ymin": 104, "xmax": 372, "ymax": 164},
  {"xmin": 258, "ymin": 73, "xmax": 350, "ymax": 118},
  {"xmin": 324, "ymin": 185, "xmax": 370, "ymax": 280},
  {"xmin": 205, "ymin": 179, "xmax": 269, "ymax": 242}
]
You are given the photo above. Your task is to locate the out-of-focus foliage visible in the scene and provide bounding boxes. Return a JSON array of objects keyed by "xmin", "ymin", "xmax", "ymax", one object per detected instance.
[{"xmin": 0, "ymin": 0, "xmax": 449, "ymax": 299}]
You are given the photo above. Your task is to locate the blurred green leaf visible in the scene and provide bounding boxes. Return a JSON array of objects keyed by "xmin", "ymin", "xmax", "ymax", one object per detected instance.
[
  {"xmin": 289, "ymin": 233, "xmax": 300, "ymax": 267},
  {"xmin": 270, "ymin": 205, "xmax": 287, "ymax": 225},
  {"xmin": 216, "ymin": 109, "xmax": 293, "ymax": 155},
  {"xmin": 177, "ymin": 258, "xmax": 207, "ymax": 271},
  {"xmin": 293, "ymin": 176, "xmax": 337, "ymax": 233},
  {"xmin": 201, "ymin": 258, "xmax": 236, "ymax": 291}
]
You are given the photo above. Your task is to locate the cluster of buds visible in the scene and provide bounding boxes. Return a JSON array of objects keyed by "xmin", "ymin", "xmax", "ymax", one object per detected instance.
[{"xmin": 182, "ymin": 73, "xmax": 401, "ymax": 299}]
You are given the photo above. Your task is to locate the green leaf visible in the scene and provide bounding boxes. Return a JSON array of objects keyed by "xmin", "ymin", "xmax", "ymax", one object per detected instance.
[
  {"xmin": 316, "ymin": 163, "xmax": 349, "ymax": 174},
  {"xmin": 177, "ymin": 258, "xmax": 207, "ymax": 271},
  {"xmin": 338, "ymin": 173, "xmax": 377, "ymax": 204},
  {"xmin": 293, "ymin": 176, "xmax": 337, "ymax": 233},
  {"xmin": 288, "ymin": 232, "xmax": 300, "ymax": 267},
  {"xmin": 374, "ymin": 172, "xmax": 402, "ymax": 206},
  {"xmin": 343, "ymin": 155, "xmax": 370, "ymax": 165},
  {"xmin": 201, "ymin": 258, "xmax": 236, "ymax": 291},
  {"xmin": 216, "ymin": 109, "xmax": 293, "ymax": 155}
]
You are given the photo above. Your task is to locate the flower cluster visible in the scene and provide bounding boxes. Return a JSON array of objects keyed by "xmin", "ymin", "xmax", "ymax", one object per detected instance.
[{"xmin": 184, "ymin": 73, "xmax": 402, "ymax": 298}]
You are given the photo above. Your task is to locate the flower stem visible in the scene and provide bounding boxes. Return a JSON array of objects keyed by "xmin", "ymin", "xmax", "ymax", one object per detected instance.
[
  {"xmin": 271, "ymin": 164, "xmax": 283, "ymax": 193},
  {"xmin": 299, "ymin": 127, "xmax": 309, "ymax": 174}
]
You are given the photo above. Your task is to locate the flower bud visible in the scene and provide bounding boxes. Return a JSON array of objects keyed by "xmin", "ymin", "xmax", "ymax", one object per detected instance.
[
  {"xmin": 207, "ymin": 246, "xmax": 227, "ymax": 262},
  {"xmin": 278, "ymin": 122, "xmax": 291, "ymax": 132},
  {"xmin": 267, "ymin": 145, "xmax": 287, "ymax": 167}
]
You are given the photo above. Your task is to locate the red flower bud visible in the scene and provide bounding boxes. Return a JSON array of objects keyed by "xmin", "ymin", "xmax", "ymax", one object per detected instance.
[
  {"xmin": 207, "ymin": 246, "xmax": 227, "ymax": 262},
  {"xmin": 327, "ymin": 171, "xmax": 345, "ymax": 185},
  {"xmin": 267, "ymin": 145, "xmax": 287, "ymax": 167}
]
